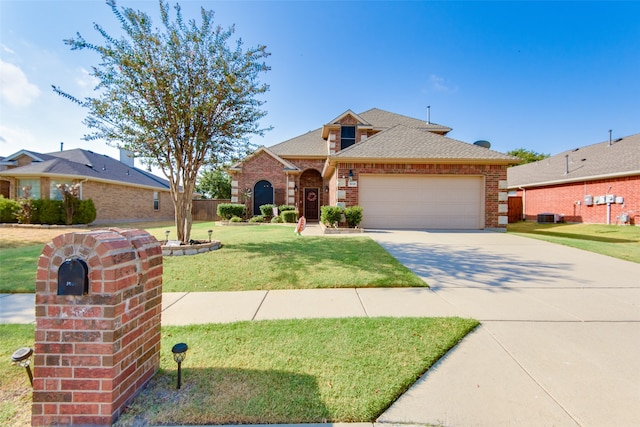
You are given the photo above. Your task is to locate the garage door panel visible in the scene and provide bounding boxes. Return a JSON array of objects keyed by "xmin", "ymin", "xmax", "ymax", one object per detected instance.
[{"xmin": 359, "ymin": 175, "xmax": 483, "ymax": 229}]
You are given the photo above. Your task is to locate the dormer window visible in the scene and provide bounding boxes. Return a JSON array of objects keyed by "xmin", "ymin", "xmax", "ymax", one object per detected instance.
[{"xmin": 340, "ymin": 126, "xmax": 356, "ymax": 150}]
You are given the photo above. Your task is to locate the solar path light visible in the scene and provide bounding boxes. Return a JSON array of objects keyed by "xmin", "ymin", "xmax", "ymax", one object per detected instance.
[
  {"xmin": 11, "ymin": 347, "xmax": 34, "ymax": 386},
  {"xmin": 208, "ymin": 229, "xmax": 213, "ymax": 242},
  {"xmin": 171, "ymin": 343, "xmax": 188, "ymax": 389}
]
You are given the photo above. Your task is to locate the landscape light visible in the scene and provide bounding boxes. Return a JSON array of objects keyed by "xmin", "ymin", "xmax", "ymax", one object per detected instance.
[
  {"xmin": 11, "ymin": 347, "xmax": 34, "ymax": 386},
  {"xmin": 171, "ymin": 343, "xmax": 188, "ymax": 390}
]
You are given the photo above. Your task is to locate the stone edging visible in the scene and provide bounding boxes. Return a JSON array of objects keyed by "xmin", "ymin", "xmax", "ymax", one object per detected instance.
[
  {"xmin": 161, "ymin": 240, "xmax": 221, "ymax": 256},
  {"xmin": 319, "ymin": 222, "xmax": 364, "ymax": 234}
]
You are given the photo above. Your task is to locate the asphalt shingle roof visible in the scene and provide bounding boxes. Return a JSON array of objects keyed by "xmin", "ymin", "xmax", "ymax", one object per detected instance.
[
  {"xmin": 507, "ymin": 133, "xmax": 640, "ymax": 188},
  {"xmin": 268, "ymin": 108, "xmax": 453, "ymax": 158},
  {"xmin": 0, "ymin": 149, "xmax": 170, "ymax": 190},
  {"xmin": 334, "ymin": 125, "xmax": 518, "ymax": 162}
]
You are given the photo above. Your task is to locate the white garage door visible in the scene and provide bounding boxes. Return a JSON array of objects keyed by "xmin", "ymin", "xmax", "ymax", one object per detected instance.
[{"xmin": 359, "ymin": 175, "xmax": 484, "ymax": 229}]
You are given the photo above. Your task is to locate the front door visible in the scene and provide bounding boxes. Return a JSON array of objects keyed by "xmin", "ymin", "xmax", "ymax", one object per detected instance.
[
  {"xmin": 253, "ymin": 180, "xmax": 273, "ymax": 215},
  {"xmin": 304, "ymin": 188, "xmax": 319, "ymax": 220}
]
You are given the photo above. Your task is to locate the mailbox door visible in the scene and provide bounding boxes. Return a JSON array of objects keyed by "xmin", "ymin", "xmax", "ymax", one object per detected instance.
[{"xmin": 57, "ymin": 258, "xmax": 88, "ymax": 296}]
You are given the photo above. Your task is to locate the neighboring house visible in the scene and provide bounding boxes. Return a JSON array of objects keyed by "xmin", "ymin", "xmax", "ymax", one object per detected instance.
[
  {"xmin": 230, "ymin": 108, "xmax": 519, "ymax": 229},
  {"xmin": 507, "ymin": 133, "xmax": 640, "ymax": 225},
  {"xmin": 0, "ymin": 148, "xmax": 175, "ymax": 224}
]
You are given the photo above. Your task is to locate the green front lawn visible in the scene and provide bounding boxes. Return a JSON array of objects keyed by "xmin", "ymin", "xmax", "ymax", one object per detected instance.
[
  {"xmin": 508, "ymin": 221, "xmax": 640, "ymax": 263},
  {"xmin": 1, "ymin": 318, "xmax": 478, "ymax": 427},
  {"xmin": 0, "ymin": 223, "xmax": 426, "ymax": 293}
]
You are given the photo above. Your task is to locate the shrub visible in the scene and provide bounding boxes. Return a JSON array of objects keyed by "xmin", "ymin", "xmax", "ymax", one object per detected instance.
[
  {"xmin": 321, "ymin": 205, "xmax": 343, "ymax": 227},
  {"xmin": 259, "ymin": 204, "xmax": 275, "ymax": 217},
  {"xmin": 230, "ymin": 216, "xmax": 243, "ymax": 223},
  {"xmin": 0, "ymin": 196, "xmax": 20, "ymax": 223},
  {"xmin": 281, "ymin": 210, "xmax": 298, "ymax": 223},
  {"xmin": 344, "ymin": 206, "xmax": 363, "ymax": 228},
  {"xmin": 270, "ymin": 215, "xmax": 283, "ymax": 223},
  {"xmin": 33, "ymin": 199, "xmax": 64, "ymax": 224},
  {"xmin": 249, "ymin": 215, "xmax": 264, "ymax": 223},
  {"xmin": 15, "ymin": 185, "xmax": 34, "ymax": 224},
  {"xmin": 217, "ymin": 203, "xmax": 246, "ymax": 220},
  {"xmin": 278, "ymin": 205, "xmax": 295, "ymax": 212},
  {"xmin": 73, "ymin": 199, "xmax": 97, "ymax": 224}
]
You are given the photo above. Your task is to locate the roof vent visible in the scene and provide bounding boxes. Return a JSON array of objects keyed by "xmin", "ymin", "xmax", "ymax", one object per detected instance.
[{"xmin": 473, "ymin": 140, "xmax": 491, "ymax": 149}]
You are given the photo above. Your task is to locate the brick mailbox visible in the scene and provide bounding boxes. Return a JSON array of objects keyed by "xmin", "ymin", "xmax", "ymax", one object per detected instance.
[{"xmin": 32, "ymin": 228, "xmax": 162, "ymax": 426}]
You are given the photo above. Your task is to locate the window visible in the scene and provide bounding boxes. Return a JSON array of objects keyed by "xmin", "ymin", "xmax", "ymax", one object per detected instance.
[
  {"xmin": 153, "ymin": 192, "xmax": 160, "ymax": 211},
  {"xmin": 50, "ymin": 180, "xmax": 74, "ymax": 200},
  {"xmin": 17, "ymin": 179, "xmax": 40, "ymax": 199},
  {"xmin": 340, "ymin": 126, "xmax": 356, "ymax": 150}
]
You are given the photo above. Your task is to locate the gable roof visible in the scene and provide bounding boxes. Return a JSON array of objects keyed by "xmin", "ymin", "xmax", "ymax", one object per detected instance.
[
  {"xmin": 507, "ymin": 133, "xmax": 640, "ymax": 188},
  {"xmin": 0, "ymin": 148, "xmax": 171, "ymax": 190},
  {"xmin": 332, "ymin": 125, "xmax": 518, "ymax": 163},
  {"xmin": 268, "ymin": 108, "xmax": 452, "ymax": 158},
  {"xmin": 229, "ymin": 146, "xmax": 300, "ymax": 172}
]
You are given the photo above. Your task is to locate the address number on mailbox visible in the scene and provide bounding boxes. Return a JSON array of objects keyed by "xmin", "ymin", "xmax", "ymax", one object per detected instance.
[{"xmin": 57, "ymin": 258, "xmax": 89, "ymax": 296}]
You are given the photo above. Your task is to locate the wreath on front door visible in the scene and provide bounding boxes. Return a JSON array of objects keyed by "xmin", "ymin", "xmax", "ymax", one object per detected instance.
[{"xmin": 307, "ymin": 191, "xmax": 317, "ymax": 202}]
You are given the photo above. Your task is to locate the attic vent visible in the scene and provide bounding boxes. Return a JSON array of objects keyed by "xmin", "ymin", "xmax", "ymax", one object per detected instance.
[
  {"xmin": 572, "ymin": 148, "xmax": 579, "ymax": 152},
  {"xmin": 85, "ymin": 164, "xmax": 93, "ymax": 169},
  {"xmin": 473, "ymin": 140, "xmax": 491, "ymax": 149},
  {"xmin": 615, "ymin": 138, "xmax": 623, "ymax": 142}
]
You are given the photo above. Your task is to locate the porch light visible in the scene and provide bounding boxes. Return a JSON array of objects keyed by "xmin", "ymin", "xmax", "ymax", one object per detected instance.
[
  {"xmin": 171, "ymin": 343, "xmax": 188, "ymax": 390},
  {"xmin": 325, "ymin": 186, "xmax": 329, "ymax": 193},
  {"xmin": 349, "ymin": 170, "xmax": 354, "ymax": 180},
  {"xmin": 11, "ymin": 347, "xmax": 34, "ymax": 386},
  {"xmin": 294, "ymin": 185, "xmax": 298, "ymax": 192},
  {"xmin": 207, "ymin": 229, "xmax": 213, "ymax": 242}
]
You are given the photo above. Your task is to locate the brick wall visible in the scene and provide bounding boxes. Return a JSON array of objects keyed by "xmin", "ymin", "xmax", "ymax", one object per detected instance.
[
  {"xmin": 32, "ymin": 228, "xmax": 162, "ymax": 426},
  {"xmin": 82, "ymin": 181, "xmax": 174, "ymax": 224},
  {"xmin": 515, "ymin": 175, "xmax": 640, "ymax": 224}
]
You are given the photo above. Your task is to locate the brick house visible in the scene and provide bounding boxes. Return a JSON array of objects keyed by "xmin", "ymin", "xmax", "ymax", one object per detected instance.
[
  {"xmin": 230, "ymin": 108, "xmax": 519, "ymax": 229},
  {"xmin": 0, "ymin": 148, "xmax": 175, "ymax": 224},
  {"xmin": 507, "ymin": 132, "xmax": 640, "ymax": 225}
]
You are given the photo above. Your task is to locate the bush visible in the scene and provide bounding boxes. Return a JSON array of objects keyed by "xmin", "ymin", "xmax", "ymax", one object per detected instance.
[
  {"xmin": 217, "ymin": 203, "xmax": 246, "ymax": 220},
  {"xmin": 33, "ymin": 199, "xmax": 64, "ymax": 225},
  {"xmin": 230, "ymin": 216, "xmax": 243, "ymax": 223},
  {"xmin": 249, "ymin": 215, "xmax": 265, "ymax": 223},
  {"xmin": 0, "ymin": 196, "xmax": 20, "ymax": 223},
  {"xmin": 281, "ymin": 210, "xmax": 298, "ymax": 223},
  {"xmin": 278, "ymin": 205, "xmax": 296, "ymax": 212},
  {"xmin": 321, "ymin": 205, "xmax": 343, "ymax": 227},
  {"xmin": 259, "ymin": 204, "xmax": 275, "ymax": 217},
  {"xmin": 344, "ymin": 206, "xmax": 363, "ymax": 228},
  {"xmin": 270, "ymin": 215, "xmax": 283, "ymax": 223},
  {"xmin": 73, "ymin": 199, "xmax": 97, "ymax": 224}
]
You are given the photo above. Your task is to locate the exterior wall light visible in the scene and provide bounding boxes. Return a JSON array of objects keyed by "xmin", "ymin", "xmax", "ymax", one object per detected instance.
[
  {"xmin": 325, "ymin": 186, "xmax": 329, "ymax": 193},
  {"xmin": 11, "ymin": 347, "xmax": 34, "ymax": 386},
  {"xmin": 349, "ymin": 170, "xmax": 354, "ymax": 181},
  {"xmin": 294, "ymin": 185, "xmax": 298, "ymax": 192},
  {"xmin": 171, "ymin": 343, "xmax": 188, "ymax": 390},
  {"xmin": 207, "ymin": 230, "xmax": 213, "ymax": 242}
]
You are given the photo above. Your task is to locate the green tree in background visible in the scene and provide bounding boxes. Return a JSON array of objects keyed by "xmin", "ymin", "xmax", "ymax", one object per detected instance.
[
  {"xmin": 507, "ymin": 148, "xmax": 550, "ymax": 164},
  {"xmin": 196, "ymin": 166, "xmax": 232, "ymax": 199},
  {"xmin": 54, "ymin": 0, "xmax": 270, "ymax": 242}
]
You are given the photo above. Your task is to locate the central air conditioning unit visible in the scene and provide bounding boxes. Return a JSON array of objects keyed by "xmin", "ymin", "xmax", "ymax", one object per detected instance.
[{"xmin": 537, "ymin": 213, "xmax": 559, "ymax": 224}]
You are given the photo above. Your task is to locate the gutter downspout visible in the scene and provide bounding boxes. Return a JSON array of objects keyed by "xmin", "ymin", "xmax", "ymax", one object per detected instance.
[{"xmin": 518, "ymin": 187, "xmax": 526, "ymax": 221}]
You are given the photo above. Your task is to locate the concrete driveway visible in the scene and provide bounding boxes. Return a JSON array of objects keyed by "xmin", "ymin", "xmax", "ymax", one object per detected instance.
[{"xmin": 369, "ymin": 230, "xmax": 640, "ymax": 427}]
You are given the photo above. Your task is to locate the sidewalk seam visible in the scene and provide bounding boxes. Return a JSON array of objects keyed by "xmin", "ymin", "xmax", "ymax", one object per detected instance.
[{"xmin": 251, "ymin": 290, "xmax": 269, "ymax": 320}]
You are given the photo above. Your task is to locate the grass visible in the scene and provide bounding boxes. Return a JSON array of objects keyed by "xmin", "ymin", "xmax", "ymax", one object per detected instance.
[
  {"xmin": 0, "ymin": 318, "xmax": 478, "ymax": 427},
  {"xmin": 508, "ymin": 221, "xmax": 640, "ymax": 263},
  {"xmin": 0, "ymin": 222, "xmax": 426, "ymax": 293},
  {"xmin": 0, "ymin": 324, "xmax": 33, "ymax": 427}
]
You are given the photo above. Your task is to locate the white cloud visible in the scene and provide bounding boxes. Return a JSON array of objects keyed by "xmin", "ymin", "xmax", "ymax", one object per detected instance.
[
  {"xmin": 1, "ymin": 44, "xmax": 15, "ymax": 55},
  {"xmin": 75, "ymin": 67, "xmax": 99, "ymax": 90},
  {"xmin": 0, "ymin": 123, "xmax": 37, "ymax": 152},
  {"xmin": 0, "ymin": 59, "xmax": 41, "ymax": 107},
  {"xmin": 429, "ymin": 74, "xmax": 458, "ymax": 93}
]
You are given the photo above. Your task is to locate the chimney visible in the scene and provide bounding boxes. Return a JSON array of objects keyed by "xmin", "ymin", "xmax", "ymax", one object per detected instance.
[
  {"xmin": 119, "ymin": 148, "xmax": 135, "ymax": 167},
  {"xmin": 60, "ymin": 142, "xmax": 64, "ymax": 152}
]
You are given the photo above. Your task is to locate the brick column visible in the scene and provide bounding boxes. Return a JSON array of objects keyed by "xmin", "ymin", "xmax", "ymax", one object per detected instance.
[{"xmin": 32, "ymin": 228, "xmax": 162, "ymax": 426}]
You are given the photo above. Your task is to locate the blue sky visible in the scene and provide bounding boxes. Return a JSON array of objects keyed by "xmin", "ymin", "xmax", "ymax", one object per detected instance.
[{"xmin": 1, "ymin": 0, "xmax": 639, "ymax": 168}]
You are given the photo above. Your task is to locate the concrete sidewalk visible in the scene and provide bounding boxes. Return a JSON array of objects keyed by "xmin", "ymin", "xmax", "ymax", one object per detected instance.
[{"xmin": 2, "ymin": 228, "xmax": 639, "ymax": 427}]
